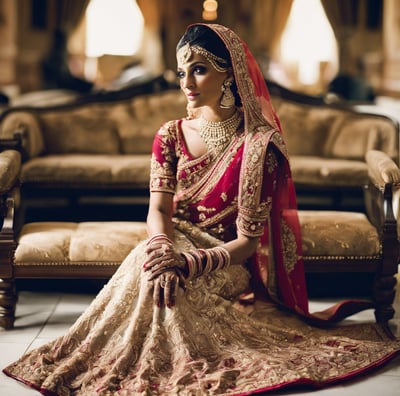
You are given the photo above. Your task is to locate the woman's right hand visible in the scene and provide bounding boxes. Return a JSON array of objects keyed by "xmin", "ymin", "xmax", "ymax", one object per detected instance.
[{"xmin": 153, "ymin": 270, "xmax": 181, "ymax": 308}]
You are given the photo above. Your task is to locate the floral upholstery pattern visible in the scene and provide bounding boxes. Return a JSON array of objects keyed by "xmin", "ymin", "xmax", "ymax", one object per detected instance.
[
  {"xmin": 15, "ymin": 221, "xmax": 149, "ymax": 265},
  {"xmin": 299, "ymin": 211, "xmax": 380, "ymax": 257},
  {"xmin": 0, "ymin": 88, "xmax": 397, "ymax": 194}
]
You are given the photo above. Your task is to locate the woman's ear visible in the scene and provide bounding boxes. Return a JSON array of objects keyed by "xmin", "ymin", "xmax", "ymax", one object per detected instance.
[{"xmin": 226, "ymin": 67, "xmax": 234, "ymax": 81}]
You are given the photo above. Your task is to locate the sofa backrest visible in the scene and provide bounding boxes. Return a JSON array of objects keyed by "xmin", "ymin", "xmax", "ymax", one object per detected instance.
[
  {"xmin": 272, "ymin": 96, "xmax": 399, "ymax": 163},
  {"xmin": 0, "ymin": 89, "xmax": 187, "ymax": 157},
  {"xmin": 1, "ymin": 81, "xmax": 398, "ymax": 165}
]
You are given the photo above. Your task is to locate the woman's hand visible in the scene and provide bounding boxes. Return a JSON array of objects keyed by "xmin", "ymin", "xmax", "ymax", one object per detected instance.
[
  {"xmin": 144, "ymin": 238, "xmax": 187, "ymax": 280},
  {"xmin": 153, "ymin": 270, "xmax": 180, "ymax": 308}
]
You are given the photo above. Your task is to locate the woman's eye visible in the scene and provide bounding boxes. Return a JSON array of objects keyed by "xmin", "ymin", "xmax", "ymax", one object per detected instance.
[
  {"xmin": 176, "ymin": 71, "xmax": 185, "ymax": 79},
  {"xmin": 193, "ymin": 66, "xmax": 206, "ymax": 75}
]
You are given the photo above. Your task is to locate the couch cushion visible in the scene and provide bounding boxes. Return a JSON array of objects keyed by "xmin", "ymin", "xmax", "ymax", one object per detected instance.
[
  {"xmin": 299, "ymin": 211, "xmax": 380, "ymax": 257},
  {"xmin": 290, "ymin": 156, "xmax": 368, "ymax": 187},
  {"xmin": 15, "ymin": 221, "xmax": 149, "ymax": 265},
  {"xmin": 21, "ymin": 154, "xmax": 151, "ymax": 188},
  {"xmin": 121, "ymin": 90, "xmax": 186, "ymax": 154},
  {"xmin": 276, "ymin": 101, "xmax": 341, "ymax": 156},
  {"xmin": 40, "ymin": 113, "xmax": 121, "ymax": 154},
  {"xmin": 15, "ymin": 213, "xmax": 380, "ymax": 267},
  {"xmin": 324, "ymin": 114, "xmax": 398, "ymax": 161}
]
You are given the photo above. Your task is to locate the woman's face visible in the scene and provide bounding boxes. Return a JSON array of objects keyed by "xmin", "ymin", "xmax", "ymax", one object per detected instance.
[{"xmin": 176, "ymin": 50, "xmax": 230, "ymax": 111}]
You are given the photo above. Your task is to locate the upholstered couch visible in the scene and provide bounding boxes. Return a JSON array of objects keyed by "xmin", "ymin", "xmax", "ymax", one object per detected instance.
[
  {"xmin": 0, "ymin": 146, "xmax": 399, "ymax": 330},
  {"xmin": 0, "ymin": 78, "xmax": 398, "ymax": 223},
  {"xmin": 268, "ymin": 81, "xmax": 400, "ymax": 209}
]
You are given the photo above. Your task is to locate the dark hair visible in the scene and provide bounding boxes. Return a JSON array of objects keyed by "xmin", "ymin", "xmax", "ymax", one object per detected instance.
[
  {"xmin": 177, "ymin": 25, "xmax": 231, "ymax": 68},
  {"xmin": 177, "ymin": 24, "xmax": 241, "ymax": 106}
]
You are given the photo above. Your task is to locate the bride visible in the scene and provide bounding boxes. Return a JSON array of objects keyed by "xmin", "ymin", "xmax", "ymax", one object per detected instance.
[{"xmin": 3, "ymin": 23, "xmax": 400, "ymax": 396}]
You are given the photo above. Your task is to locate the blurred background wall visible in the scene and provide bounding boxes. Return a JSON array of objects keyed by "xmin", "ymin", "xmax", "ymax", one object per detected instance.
[{"xmin": 0, "ymin": 0, "xmax": 398, "ymax": 100}]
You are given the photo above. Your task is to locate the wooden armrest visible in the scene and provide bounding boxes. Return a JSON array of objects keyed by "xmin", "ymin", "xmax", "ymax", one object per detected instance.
[
  {"xmin": 0, "ymin": 150, "xmax": 21, "ymax": 194},
  {"xmin": 365, "ymin": 150, "xmax": 400, "ymax": 188}
]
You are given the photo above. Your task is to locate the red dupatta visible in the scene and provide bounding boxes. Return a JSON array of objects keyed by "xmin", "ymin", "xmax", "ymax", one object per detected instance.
[{"xmin": 198, "ymin": 23, "xmax": 374, "ymax": 323}]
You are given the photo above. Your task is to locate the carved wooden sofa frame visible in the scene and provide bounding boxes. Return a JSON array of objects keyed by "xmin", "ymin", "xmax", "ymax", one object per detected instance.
[{"xmin": 0, "ymin": 146, "xmax": 399, "ymax": 330}]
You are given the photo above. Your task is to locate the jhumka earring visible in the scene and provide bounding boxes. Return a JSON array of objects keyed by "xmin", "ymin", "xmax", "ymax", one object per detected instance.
[{"xmin": 220, "ymin": 80, "xmax": 235, "ymax": 108}]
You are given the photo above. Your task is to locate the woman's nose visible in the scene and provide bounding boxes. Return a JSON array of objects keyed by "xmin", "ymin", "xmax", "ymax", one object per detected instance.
[{"xmin": 182, "ymin": 75, "xmax": 194, "ymax": 89}]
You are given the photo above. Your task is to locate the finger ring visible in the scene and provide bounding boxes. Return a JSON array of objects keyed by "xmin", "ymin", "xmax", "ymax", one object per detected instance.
[{"xmin": 160, "ymin": 280, "xmax": 167, "ymax": 288}]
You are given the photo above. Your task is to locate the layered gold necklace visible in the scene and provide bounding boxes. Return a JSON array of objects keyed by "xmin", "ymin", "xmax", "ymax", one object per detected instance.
[{"xmin": 199, "ymin": 110, "xmax": 243, "ymax": 157}]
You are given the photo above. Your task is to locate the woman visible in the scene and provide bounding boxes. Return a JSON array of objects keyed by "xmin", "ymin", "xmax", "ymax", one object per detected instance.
[{"xmin": 3, "ymin": 23, "xmax": 400, "ymax": 396}]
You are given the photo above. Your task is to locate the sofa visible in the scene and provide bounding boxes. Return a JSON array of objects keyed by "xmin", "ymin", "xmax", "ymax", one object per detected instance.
[
  {"xmin": 268, "ymin": 81, "xmax": 400, "ymax": 209},
  {"xmin": 0, "ymin": 146, "xmax": 399, "ymax": 330},
  {"xmin": 0, "ymin": 77, "xmax": 398, "ymax": 224}
]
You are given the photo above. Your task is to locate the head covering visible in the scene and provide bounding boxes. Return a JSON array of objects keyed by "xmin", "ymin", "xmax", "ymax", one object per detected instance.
[
  {"xmin": 188, "ymin": 24, "xmax": 281, "ymax": 134},
  {"xmin": 180, "ymin": 23, "xmax": 375, "ymax": 323}
]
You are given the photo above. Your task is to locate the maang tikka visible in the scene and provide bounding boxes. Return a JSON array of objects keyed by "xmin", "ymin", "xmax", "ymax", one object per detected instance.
[{"xmin": 220, "ymin": 80, "xmax": 235, "ymax": 108}]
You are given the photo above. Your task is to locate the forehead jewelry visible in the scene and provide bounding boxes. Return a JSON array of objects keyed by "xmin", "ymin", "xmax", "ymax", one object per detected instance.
[{"xmin": 177, "ymin": 43, "xmax": 228, "ymax": 72}]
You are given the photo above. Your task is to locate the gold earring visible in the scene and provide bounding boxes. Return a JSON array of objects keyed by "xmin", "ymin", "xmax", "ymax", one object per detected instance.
[{"xmin": 220, "ymin": 80, "xmax": 235, "ymax": 108}]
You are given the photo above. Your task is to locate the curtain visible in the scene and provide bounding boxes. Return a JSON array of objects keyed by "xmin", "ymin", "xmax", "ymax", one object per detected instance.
[
  {"xmin": 321, "ymin": 0, "xmax": 358, "ymax": 74},
  {"xmin": 136, "ymin": 0, "xmax": 164, "ymax": 75},
  {"xmin": 251, "ymin": 0, "xmax": 293, "ymax": 60},
  {"xmin": 43, "ymin": 0, "xmax": 92, "ymax": 91},
  {"xmin": 56, "ymin": 0, "xmax": 91, "ymax": 35}
]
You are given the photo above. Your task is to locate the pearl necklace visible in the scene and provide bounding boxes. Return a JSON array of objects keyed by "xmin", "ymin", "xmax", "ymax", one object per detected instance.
[{"xmin": 199, "ymin": 110, "xmax": 243, "ymax": 156}]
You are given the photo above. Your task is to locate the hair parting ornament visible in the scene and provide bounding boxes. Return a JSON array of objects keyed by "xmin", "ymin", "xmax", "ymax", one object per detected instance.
[{"xmin": 177, "ymin": 42, "xmax": 229, "ymax": 72}]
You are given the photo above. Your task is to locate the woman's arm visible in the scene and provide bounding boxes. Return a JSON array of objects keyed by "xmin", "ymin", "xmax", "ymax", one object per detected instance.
[
  {"xmin": 222, "ymin": 233, "xmax": 260, "ymax": 266},
  {"xmin": 146, "ymin": 191, "xmax": 175, "ymax": 239}
]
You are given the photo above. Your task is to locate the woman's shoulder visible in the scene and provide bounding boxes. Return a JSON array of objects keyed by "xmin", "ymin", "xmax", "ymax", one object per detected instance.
[
  {"xmin": 157, "ymin": 119, "xmax": 182, "ymax": 137},
  {"xmin": 246, "ymin": 127, "xmax": 289, "ymax": 159}
]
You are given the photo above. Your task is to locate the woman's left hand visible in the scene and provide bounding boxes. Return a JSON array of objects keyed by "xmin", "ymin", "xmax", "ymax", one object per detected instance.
[
  {"xmin": 153, "ymin": 270, "xmax": 180, "ymax": 308},
  {"xmin": 144, "ymin": 241, "xmax": 186, "ymax": 280}
]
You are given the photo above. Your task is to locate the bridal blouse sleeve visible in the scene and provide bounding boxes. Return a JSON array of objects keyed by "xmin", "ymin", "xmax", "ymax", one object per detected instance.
[
  {"xmin": 149, "ymin": 121, "xmax": 179, "ymax": 194},
  {"xmin": 236, "ymin": 144, "xmax": 279, "ymax": 237}
]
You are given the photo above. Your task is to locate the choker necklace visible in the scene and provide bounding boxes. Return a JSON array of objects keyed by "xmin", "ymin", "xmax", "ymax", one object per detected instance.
[{"xmin": 199, "ymin": 110, "xmax": 243, "ymax": 156}]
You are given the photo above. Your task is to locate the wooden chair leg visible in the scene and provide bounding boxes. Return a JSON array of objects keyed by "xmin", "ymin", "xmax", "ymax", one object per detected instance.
[
  {"xmin": 0, "ymin": 278, "xmax": 17, "ymax": 329},
  {"xmin": 373, "ymin": 183, "xmax": 399, "ymax": 323},
  {"xmin": 373, "ymin": 275, "xmax": 397, "ymax": 323},
  {"xmin": 0, "ymin": 196, "xmax": 18, "ymax": 329}
]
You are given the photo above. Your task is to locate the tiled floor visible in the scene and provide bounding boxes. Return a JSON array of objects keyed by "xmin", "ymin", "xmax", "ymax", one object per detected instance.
[{"xmin": 1, "ymin": 280, "xmax": 399, "ymax": 396}]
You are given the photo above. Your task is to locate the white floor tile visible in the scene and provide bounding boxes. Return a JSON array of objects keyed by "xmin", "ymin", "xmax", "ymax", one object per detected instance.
[
  {"xmin": 0, "ymin": 289, "xmax": 399, "ymax": 396},
  {"xmin": 0, "ymin": 343, "xmax": 39, "ymax": 396},
  {"xmin": 0, "ymin": 377, "xmax": 40, "ymax": 396}
]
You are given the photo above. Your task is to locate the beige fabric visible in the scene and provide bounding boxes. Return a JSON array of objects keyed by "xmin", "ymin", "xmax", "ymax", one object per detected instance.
[
  {"xmin": 299, "ymin": 211, "xmax": 380, "ymax": 257},
  {"xmin": 15, "ymin": 212, "xmax": 380, "ymax": 266},
  {"xmin": 366, "ymin": 149, "xmax": 400, "ymax": 187},
  {"xmin": 6, "ymin": 228, "xmax": 400, "ymax": 395},
  {"xmin": 41, "ymin": 113, "xmax": 121, "ymax": 154},
  {"xmin": 1, "ymin": 88, "xmax": 397, "ymax": 197},
  {"xmin": 277, "ymin": 102, "xmax": 341, "ymax": 156},
  {"xmin": 325, "ymin": 115, "xmax": 398, "ymax": 160},
  {"xmin": 15, "ymin": 221, "xmax": 148, "ymax": 265},
  {"xmin": 0, "ymin": 111, "xmax": 45, "ymax": 157},
  {"xmin": 0, "ymin": 90, "xmax": 186, "ymax": 159},
  {"xmin": 290, "ymin": 156, "xmax": 368, "ymax": 186},
  {"xmin": 21, "ymin": 154, "xmax": 151, "ymax": 187},
  {"xmin": 0, "ymin": 150, "xmax": 21, "ymax": 193},
  {"xmin": 36, "ymin": 90, "xmax": 185, "ymax": 156}
]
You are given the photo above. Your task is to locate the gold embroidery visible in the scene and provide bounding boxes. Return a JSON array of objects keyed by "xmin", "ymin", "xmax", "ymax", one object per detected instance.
[{"xmin": 281, "ymin": 219, "xmax": 298, "ymax": 273}]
